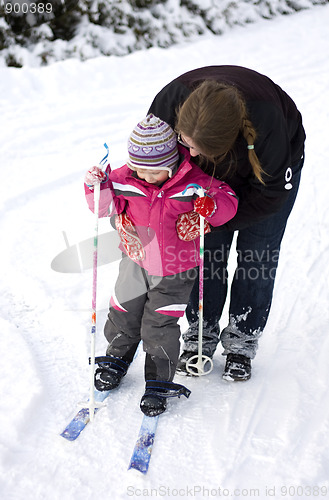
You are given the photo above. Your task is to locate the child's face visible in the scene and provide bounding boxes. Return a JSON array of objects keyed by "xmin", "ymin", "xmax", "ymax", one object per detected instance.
[{"xmin": 135, "ymin": 168, "xmax": 169, "ymax": 186}]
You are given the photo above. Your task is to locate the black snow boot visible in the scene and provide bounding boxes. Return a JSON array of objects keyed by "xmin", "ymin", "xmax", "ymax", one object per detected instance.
[
  {"xmin": 93, "ymin": 356, "xmax": 130, "ymax": 391},
  {"xmin": 222, "ymin": 353, "xmax": 251, "ymax": 382},
  {"xmin": 140, "ymin": 380, "xmax": 191, "ymax": 417},
  {"xmin": 176, "ymin": 351, "xmax": 198, "ymax": 375},
  {"xmin": 140, "ymin": 393, "xmax": 167, "ymax": 417},
  {"xmin": 176, "ymin": 350, "xmax": 213, "ymax": 376}
]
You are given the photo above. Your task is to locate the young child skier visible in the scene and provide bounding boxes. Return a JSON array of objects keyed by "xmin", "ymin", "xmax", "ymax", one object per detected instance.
[{"xmin": 84, "ymin": 114, "xmax": 238, "ymax": 416}]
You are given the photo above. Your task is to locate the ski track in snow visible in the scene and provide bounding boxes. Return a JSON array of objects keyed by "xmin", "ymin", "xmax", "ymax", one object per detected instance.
[{"xmin": 1, "ymin": 5, "xmax": 329, "ymax": 499}]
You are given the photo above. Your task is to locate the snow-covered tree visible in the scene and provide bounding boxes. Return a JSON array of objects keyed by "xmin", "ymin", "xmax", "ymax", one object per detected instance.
[{"xmin": 0, "ymin": 0, "xmax": 327, "ymax": 67}]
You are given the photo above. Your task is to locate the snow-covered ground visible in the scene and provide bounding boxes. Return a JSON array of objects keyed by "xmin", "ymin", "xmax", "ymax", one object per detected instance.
[{"xmin": 1, "ymin": 5, "xmax": 329, "ymax": 499}]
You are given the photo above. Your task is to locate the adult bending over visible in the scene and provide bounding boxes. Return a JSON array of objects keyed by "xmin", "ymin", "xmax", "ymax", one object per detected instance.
[{"xmin": 148, "ymin": 65, "xmax": 306, "ymax": 381}]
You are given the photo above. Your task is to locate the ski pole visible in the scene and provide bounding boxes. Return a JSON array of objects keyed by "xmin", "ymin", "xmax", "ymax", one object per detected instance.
[
  {"xmin": 182, "ymin": 184, "xmax": 213, "ymax": 376},
  {"xmin": 88, "ymin": 143, "xmax": 109, "ymax": 421}
]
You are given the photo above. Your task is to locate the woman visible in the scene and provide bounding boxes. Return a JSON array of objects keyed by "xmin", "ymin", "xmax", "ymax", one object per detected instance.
[{"xmin": 147, "ymin": 65, "xmax": 306, "ymax": 381}]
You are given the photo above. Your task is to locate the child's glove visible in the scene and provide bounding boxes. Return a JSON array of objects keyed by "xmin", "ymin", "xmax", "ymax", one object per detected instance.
[
  {"xmin": 115, "ymin": 213, "xmax": 145, "ymax": 262},
  {"xmin": 85, "ymin": 166, "xmax": 108, "ymax": 188},
  {"xmin": 176, "ymin": 210, "xmax": 211, "ymax": 241},
  {"xmin": 194, "ymin": 195, "xmax": 216, "ymax": 218}
]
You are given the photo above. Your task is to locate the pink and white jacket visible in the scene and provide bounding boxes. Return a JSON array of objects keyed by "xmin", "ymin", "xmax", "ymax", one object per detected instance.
[{"xmin": 85, "ymin": 146, "xmax": 238, "ymax": 276}]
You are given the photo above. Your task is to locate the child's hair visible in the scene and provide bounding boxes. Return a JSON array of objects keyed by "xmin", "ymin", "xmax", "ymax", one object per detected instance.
[{"xmin": 175, "ymin": 80, "xmax": 265, "ymax": 184}]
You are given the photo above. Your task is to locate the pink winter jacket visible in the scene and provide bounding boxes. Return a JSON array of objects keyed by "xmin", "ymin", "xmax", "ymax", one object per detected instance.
[{"xmin": 85, "ymin": 146, "xmax": 238, "ymax": 276}]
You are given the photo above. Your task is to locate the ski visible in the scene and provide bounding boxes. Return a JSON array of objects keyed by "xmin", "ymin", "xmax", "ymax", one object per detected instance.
[
  {"xmin": 128, "ymin": 415, "xmax": 160, "ymax": 474},
  {"xmin": 60, "ymin": 389, "xmax": 111, "ymax": 441}
]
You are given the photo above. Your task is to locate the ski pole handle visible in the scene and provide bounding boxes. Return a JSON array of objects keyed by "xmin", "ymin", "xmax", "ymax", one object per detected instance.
[{"xmin": 182, "ymin": 183, "xmax": 205, "ymax": 198}]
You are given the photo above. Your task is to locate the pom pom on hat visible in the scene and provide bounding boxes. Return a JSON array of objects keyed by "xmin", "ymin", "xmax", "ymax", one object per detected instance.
[{"xmin": 127, "ymin": 114, "xmax": 179, "ymax": 177}]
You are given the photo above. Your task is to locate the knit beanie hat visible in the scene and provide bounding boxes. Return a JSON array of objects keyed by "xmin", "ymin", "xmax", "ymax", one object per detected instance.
[{"xmin": 127, "ymin": 114, "xmax": 179, "ymax": 177}]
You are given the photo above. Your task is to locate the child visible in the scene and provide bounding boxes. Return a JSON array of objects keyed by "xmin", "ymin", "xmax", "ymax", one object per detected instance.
[{"xmin": 84, "ymin": 114, "xmax": 238, "ymax": 416}]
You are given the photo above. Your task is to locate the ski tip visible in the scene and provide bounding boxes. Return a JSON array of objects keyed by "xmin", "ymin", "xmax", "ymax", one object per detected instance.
[
  {"xmin": 128, "ymin": 462, "xmax": 149, "ymax": 475},
  {"xmin": 60, "ymin": 429, "xmax": 81, "ymax": 441}
]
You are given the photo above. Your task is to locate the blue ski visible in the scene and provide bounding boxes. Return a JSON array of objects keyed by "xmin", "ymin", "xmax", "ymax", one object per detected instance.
[
  {"xmin": 60, "ymin": 389, "xmax": 111, "ymax": 441},
  {"xmin": 128, "ymin": 415, "xmax": 159, "ymax": 474}
]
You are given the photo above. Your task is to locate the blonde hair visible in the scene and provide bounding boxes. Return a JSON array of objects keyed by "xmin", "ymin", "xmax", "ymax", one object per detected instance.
[{"xmin": 176, "ymin": 80, "xmax": 265, "ymax": 184}]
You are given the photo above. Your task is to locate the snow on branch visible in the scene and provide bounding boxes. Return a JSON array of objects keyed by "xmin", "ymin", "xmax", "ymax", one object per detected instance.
[{"xmin": 0, "ymin": 0, "xmax": 327, "ymax": 67}]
